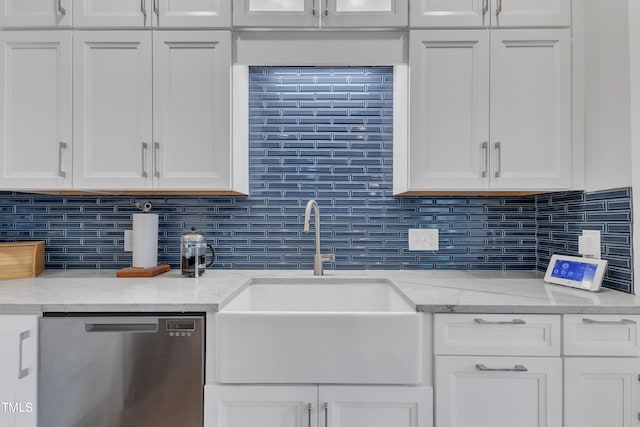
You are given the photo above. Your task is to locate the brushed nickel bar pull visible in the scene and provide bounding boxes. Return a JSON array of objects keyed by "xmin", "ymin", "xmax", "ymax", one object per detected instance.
[
  {"xmin": 141, "ymin": 142, "xmax": 148, "ymax": 178},
  {"xmin": 583, "ymin": 318, "xmax": 637, "ymax": 325},
  {"xmin": 312, "ymin": 0, "xmax": 316, "ymax": 15},
  {"xmin": 58, "ymin": 141, "xmax": 67, "ymax": 178},
  {"xmin": 323, "ymin": 402, "xmax": 328, "ymax": 427},
  {"xmin": 18, "ymin": 330, "xmax": 30, "ymax": 379},
  {"xmin": 141, "ymin": 0, "xmax": 147, "ymax": 18},
  {"xmin": 154, "ymin": 142, "xmax": 160, "ymax": 178},
  {"xmin": 57, "ymin": 0, "xmax": 66, "ymax": 16},
  {"xmin": 482, "ymin": 0, "xmax": 488, "ymax": 16},
  {"xmin": 496, "ymin": 0, "xmax": 502, "ymax": 16},
  {"xmin": 153, "ymin": 0, "xmax": 159, "ymax": 25},
  {"xmin": 481, "ymin": 141, "xmax": 488, "ymax": 178},
  {"xmin": 476, "ymin": 363, "xmax": 528, "ymax": 372},
  {"xmin": 494, "ymin": 141, "xmax": 502, "ymax": 178},
  {"xmin": 306, "ymin": 403, "xmax": 312, "ymax": 427},
  {"xmin": 324, "ymin": 0, "xmax": 328, "ymax": 16},
  {"xmin": 474, "ymin": 318, "xmax": 526, "ymax": 325}
]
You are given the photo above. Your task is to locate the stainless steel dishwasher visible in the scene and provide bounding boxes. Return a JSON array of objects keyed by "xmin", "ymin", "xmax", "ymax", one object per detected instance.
[{"xmin": 39, "ymin": 314, "xmax": 204, "ymax": 427}]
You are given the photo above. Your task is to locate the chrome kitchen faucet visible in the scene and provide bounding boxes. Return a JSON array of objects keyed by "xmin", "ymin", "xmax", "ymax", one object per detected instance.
[{"xmin": 303, "ymin": 199, "xmax": 335, "ymax": 275}]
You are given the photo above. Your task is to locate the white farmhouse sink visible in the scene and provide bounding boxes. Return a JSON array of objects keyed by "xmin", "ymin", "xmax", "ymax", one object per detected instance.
[{"xmin": 215, "ymin": 278, "xmax": 423, "ymax": 384}]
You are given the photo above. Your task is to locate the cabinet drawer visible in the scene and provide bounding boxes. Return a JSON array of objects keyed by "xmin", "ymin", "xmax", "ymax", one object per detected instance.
[
  {"xmin": 563, "ymin": 315, "xmax": 640, "ymax": 356},
  {"xmin": 434, "ymin": 314, "xmax": 561, "ymax": 356}
]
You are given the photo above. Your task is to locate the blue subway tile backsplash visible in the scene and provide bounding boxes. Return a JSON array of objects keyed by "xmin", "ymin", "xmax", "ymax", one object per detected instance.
[
  {"xmin": 536, "ymin": 188, "xmax": 633, "ymax": 293},
  {"xmin": 0, "ymin": 66, "xmax": 634, "ymax": 293}
]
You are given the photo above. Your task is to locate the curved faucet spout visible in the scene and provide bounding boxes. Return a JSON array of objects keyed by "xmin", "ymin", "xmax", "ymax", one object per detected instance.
[{"xmin": 303, "ymin": 199, "xmax": 335, "ymax": 275}]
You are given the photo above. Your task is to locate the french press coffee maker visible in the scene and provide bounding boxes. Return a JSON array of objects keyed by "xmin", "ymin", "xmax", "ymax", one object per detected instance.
[{"xmin": 180, "ymin": 227, "xmax": 216, "ymax": 277}]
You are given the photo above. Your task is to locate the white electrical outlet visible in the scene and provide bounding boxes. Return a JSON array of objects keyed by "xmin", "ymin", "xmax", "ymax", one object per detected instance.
[
  {"xmin": 124, "ymin": 230, "xmax": 133, "ymax": 252},
  {"xmin": 408, "ymin": 229, "xmax": 439, "ymax": 251}
]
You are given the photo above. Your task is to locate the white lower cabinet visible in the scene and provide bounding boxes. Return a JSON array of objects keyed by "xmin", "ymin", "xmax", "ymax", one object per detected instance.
[
  {"xmin": 565, "ymin": 358, "xmax": 640, "ymax": 427},
  {"xmin": 563, "ymin": 314, "xmax": 640, "ymax": 427},
  {"xmin": 0, "ymin": 315, "xmax": 38, "ymax": 427},
  {"xmin": 435, "ymin": 356, "xmax": 562, "ymax": 427},
  {"xmin": 205, "ymin": 385, "xmax": 433, "ymax": 427}
]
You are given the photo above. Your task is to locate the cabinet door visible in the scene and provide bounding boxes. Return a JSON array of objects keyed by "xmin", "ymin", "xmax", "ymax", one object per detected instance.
[
  {"xmin": 435, "ymin": 356, "xmax": 561, "ymax": 427},
  {"xmin": 232, "ymin": 0, "xmax": 318, "ymax": 27},
  {"xmin": 489, "ymin": 29, "xmax": 571, "ymax": 190},
  {"xmin": 0, "ymin": 31, "xmax": 72, "ymax": 189},
  {"xmin": 0, "ymin": 315, "xmax": 38, "ymax": 427},
  {"xmin": 409, "ymin": 0, "xmax": 488, "ymax": 27},
  {"xmin": 491, "ymin": 0, "xmax": 570, "ymax": 27},
  {"xmin": 155, "ymin": 0, "xmax": 230, "ymax": 27},
  {"xmin": 73, "ymin": 0, "xmax": 151, "ymax": 27},
  {"xmin": 73, "ymin": 31, "xmax": 153, "ymax": 190},
  {"xmin": 0, "ymin": 0, "xmax": 71, "ymax": 27},
  {"xmin": 565, "ymin": 358, "xmax": 640, "ymax": 427},
  {"xmin": 408, "ymin": 30, "xmax": 490, "ymax": 190},
  {"xmin": 153, "ymin": 31, "xmax": 231, "ymax": 189},
  {"xmin": 204, "ymin": 385, "xmax": 318, "ymax": 427},
  {"xmin": 323, "ymin": 0, "xmax": 408, "ymax": 27},
  {"xmin": 320, "ymin": 386, "xmax": 432, "ymax": 427}
]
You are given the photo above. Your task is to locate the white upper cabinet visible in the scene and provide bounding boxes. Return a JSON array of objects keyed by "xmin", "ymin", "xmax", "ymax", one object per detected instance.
[
  {"xmin": 156, "ymin": 0, "xmax": 231, "ymax": 27},
  {"xmin": 409, "ymin": 30, "xmax": 490, "ymax": 190},
  {"xmin": 73, "ymin": 0, "xmax": 230, "ymax": 27},
  {"xmin": 0, "ymin": 31, "xmax": 72, "ymax": 190},
  {"xmin": 233, "ymin": 0, "xmax": 407, "ymax": 27},
  {"xmin": 72, "ymin": 0, "xmax": 150, "ymax": 27},
  {"xmin": 0, "ymin": 0, "xmax": 72, "ymax": 27},
  {"xmin": 402, "ymin": 28, "xmax": 571, "ymax": 192},
  {"xmin": 489, "ymin": 29, "xmax": 571, "ymax": 190},
  {"xmin": 74, "ymin": 30, "xmax": 234, "ymax": 191},
  {"xmin": 410, "ymin": 0, "xmax": 571, "ymax": 28},
  {"xmin": 0, "ymin": 315, "xmax": 38, "ymax": 427},
  {"xmin": 73, "ymin": 31, "xmax": 153, "ymax": 190},
  {"xmin": 153, "ymin": 31, "xmax": 231, "ymax": 189}
]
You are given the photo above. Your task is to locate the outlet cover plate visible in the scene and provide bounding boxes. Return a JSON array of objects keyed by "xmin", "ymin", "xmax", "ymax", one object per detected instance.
[{"xmin": 409, "ymin": 229, "xmax": 439, "ymax": 251}]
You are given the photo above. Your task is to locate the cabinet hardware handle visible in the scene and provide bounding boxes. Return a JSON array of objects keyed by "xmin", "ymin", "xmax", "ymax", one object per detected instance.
[
  {"xmin": 306, "ymin": 403, "xmax": 312, "ymax": 427},
  {"xmin": 153, "ymin": 0, "xmax": 159, "ymax": 25},
  {"xmin": 474, "ymin": 318, "xmax": 525, "ymax": 325},
  {"xmin": 481, "ymin": 141, "xmax": 488, "ymax": 178},
  {"xmin": 58, "ymin": 141, "xmax": 67, "ymax": 178},
  {"xmin": 141, "ymin": 142, "xmax": 149, "ymax": 178},
  {"xmin": 494, "ymin": 141, "xmax": 501, "ymax": 178},
  {"xmin": 496, "ymin": 0, "xmax": 502, "ymax": 16},
  {"xmin": 482, "ymin": 0, "xmax": 488, "ymax": 16},
  {"xmin": 583, "ymin": 318, "xmax": 637, "ymax": 325},
  {"xmin": 154, "ymin": 142, "xmax": 160, "ymax": 178},
  {"xmin": 324, "ymin": 0, "xmax": 328, "ymax": 16},
  {"xmin": 323, "ymin": 402, "xmax": 328, "ymax": 427},
  {"xmin": 57, "ymin": 0, "xmax": 66, "ymax": 16},
  {"xmin": 18, "ymin": 330, "xmax": 29, "ymax": 379},
  {"xmin": 141, "ymin": 0, "xmax": 147, "ymax": 18},
  {"xmin": 476, "ymin": 363, "xmax": 528, "ymax": 372},
  {"xmin": 312, "ymin": 0, "xmax": 316, "ymax": 15}
]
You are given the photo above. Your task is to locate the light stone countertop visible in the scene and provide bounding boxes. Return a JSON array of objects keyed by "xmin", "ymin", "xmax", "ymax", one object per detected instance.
[{"xmin": 0, "ymin": 269, "xmax": 639, "ymax": 314}]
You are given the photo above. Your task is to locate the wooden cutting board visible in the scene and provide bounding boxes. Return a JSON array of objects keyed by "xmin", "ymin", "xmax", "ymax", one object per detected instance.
[{"xmin": 116, "ymin": 264, "xmax": 171, "ymax": 278}]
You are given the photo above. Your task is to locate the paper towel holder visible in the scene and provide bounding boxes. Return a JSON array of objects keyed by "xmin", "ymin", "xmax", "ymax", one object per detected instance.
[{"xmin": 135, "ymin": 201, "xmax": 153, "ymax": 213}]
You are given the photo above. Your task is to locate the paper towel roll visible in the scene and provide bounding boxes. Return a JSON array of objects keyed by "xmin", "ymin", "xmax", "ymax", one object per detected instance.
[{"xmin": 132, "ymin": 213, "xmax": 159, "ymax": 269}]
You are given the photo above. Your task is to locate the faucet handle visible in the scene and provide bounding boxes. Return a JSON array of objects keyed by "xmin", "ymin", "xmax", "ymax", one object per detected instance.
[{"xmin": 322, "ymin": 253, "xmax": 335, "ymax": 263}]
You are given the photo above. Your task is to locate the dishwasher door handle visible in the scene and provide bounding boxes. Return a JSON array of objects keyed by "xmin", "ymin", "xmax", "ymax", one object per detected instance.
[{"xmin": 85, "ymin": 323, "xmax": 158, "ymax": 333}]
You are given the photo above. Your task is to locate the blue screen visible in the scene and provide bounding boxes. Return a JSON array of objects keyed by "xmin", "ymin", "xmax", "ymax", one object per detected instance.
[{"xmin": 551, "ymin": 259, "xmax": 598, "ymax": 283}]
